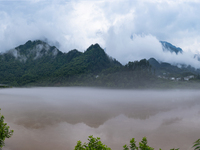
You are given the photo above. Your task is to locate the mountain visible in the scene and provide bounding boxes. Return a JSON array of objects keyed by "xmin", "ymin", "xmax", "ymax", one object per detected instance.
[
  {"xmin": 8, "ymin": 40, "xmax": 59, "ymax": 62},
  {"xmin": 54, "ymin": 43, "xmax": 121, "ymax": 77},
  {"xmin": 1, "ymin": 40, "xmax": 200, "ymax": 88},
  {"xmin": 148, "ymin": 58, "xmax": 183, "ymax": 75},
  {"xmin": 148, "ymin": 57, "xmax": 200, "ymax": 78},
  {"xmin": 156, "ymin": 41, "xmax": 200, "ymax": 77},
  {"xmin": 160, "ymin": 41, "xmax": 183, "ymax": 54},
  {"xmin": 0, "ymin": 40, "xmax": 121, "ymax": 86}
]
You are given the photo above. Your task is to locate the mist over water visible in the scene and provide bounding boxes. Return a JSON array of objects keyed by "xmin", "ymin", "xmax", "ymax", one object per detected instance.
[{"xmin": 0, "ymin": 87, "xmax": 200, "ymax": 150}]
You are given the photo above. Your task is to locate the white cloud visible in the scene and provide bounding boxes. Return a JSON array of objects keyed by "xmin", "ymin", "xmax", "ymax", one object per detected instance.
[
  {"xmin": 1, "ymin": 0, "xmax": 200, "ymax": 67},
  {"xmin": 105, "ymin": 29, "xmax": 200, "ymax": 68}
]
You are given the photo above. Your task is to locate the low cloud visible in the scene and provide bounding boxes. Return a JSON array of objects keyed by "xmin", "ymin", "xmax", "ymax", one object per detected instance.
[
  {"xmin": 1, "ymin": 0, "xmax": 200, "ymax": 67},
  {"xmin": 105, "ymin": 27, "xmax": 200, "ymax": 68}
]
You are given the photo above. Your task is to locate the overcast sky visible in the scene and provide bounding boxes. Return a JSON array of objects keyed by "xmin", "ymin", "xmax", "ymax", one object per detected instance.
[{"xmin": 1, "ymin": 0, "xmax": 200, "ymax": 66}]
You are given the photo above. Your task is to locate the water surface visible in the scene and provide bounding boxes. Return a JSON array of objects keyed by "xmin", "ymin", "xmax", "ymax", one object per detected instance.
[{"xmin": 0, "ymin": 87, "xmax": 200, "ymax": 150}]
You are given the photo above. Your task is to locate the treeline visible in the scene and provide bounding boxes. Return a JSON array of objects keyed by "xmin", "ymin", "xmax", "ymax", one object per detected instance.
[
  {"xmin": 0, "ymin": 40, "xmax": 157, "ymax": 88},
  {"xmin": 1, "ymin": 40, "xmax": 200, "ymax": 88},
  {"xmin": 24, "ymin": 59, "xmax": 157, "ymax": 88}
]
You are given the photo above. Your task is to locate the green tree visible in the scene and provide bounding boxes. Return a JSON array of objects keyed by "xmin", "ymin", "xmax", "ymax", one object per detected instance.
[
  {"xmin": 74, "ymin": 135, "xmax": 111, "ymax": 150},
  {"xmin": 123, "ymin": 137, "xmax": 154, "ymax": 150},
  {"xmin": 139, "ymin": 137, "xmax": 154, "ymax": 150},
  {"xmin": 76, "ymin": 136, "xmax": 200, "ymax": 150},
  {"xmin": 123, "ymin": 138, "xmax": 138, "ymax": 150},
  {"xmin": 130, "ymin": 138, "xmax": 138, "ymax": 150},
  {"xmin": 0, "ymin": 109, "xmax": 14, "ymax": 149}
]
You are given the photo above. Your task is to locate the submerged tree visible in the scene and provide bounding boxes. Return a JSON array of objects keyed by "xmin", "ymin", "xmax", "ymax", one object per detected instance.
[{"xmin": 0, "ymin": 109, "xmax": 14, "ymax": 149}]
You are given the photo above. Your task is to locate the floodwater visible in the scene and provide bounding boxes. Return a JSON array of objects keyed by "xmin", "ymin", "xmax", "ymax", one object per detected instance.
[{"xmin": 0, "ymin": 87, "xmax": 200, "ymax": 150}]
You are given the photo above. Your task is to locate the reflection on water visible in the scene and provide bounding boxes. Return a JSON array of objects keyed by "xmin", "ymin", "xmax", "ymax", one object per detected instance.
[{"xmin": 0, "ymin": 87, "xmax": 200, "ymax": 150}]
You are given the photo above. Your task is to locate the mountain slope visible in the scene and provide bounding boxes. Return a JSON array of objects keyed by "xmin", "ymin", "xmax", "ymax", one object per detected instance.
[
  {"xmin": 148, "ymin": 57, "xmax": 200, "ymax": 78},
  {"xmin": 1, "ymin": 40, "xmax": 200, "ymax": 88},
  {"xmin": 54, "ymin": 43, "xmax": 121, "ymax": 77},
  {"xmin": 160, "ymin": 41, "xmax": 183, "ymax": 54},
  {"xmin": 0, "ymin": 40, "xmax": 122, "ymax": 86},
  {"xmin": 8, "ymin": 40, "xmax": 59, "ymax": 62}
]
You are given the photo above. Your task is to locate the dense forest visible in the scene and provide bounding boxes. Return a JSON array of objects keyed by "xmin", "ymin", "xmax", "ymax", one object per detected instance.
[{"xmin": 0, "ymin": 40, "xmax": 200, "ymax": 88}]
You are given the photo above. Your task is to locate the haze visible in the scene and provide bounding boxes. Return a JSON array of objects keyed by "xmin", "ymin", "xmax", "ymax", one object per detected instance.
[{"xmin": 0, "ymin": 87, "xmax": 200, "ymax": 150}]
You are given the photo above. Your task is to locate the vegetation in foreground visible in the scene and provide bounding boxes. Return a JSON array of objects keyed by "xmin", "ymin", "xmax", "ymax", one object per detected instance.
[
  {"xmin": 193, "ymin": 139, "xmax": 200, "ymax": 150},
  {"xmin": 0, "ymin": 109, "xmax": 14, "ymax": 149},
  {"xmin": 74, "ymin": 135, "xmax": 200, "ymax": 150}
]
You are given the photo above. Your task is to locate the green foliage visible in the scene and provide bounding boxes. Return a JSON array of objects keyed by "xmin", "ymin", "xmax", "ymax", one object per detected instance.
[
  {"xmin": 139, "ymin": 137, "xmax": 154, "ymax": 150},
  {"xmin": 123, "ymin": 144, "xmax": 130, "ymax": 150},
  {"xmin": 130, "ymin": 138, "xmax": 138, "ymax": 150},
  {"xmin": 123, "ymin": 137, "xmax": 154, "ymax": 150},
  {"xmin": 193, "ymin": 139, "xmax": 200, "ymax": 150},
  {"xmin": 75, "ymin": 136, "xmax": 186, "ymax": 150},
  {"xmin": 74, "ymin": 135, "xmax": 111, "ymax": 150},
  {"xmin": 123, "ymin": 138, "xmax": 138, "ymax": 150},
  {"xmin": 0, "ymin": 109, "xmax": 14, "ymax": 148}
]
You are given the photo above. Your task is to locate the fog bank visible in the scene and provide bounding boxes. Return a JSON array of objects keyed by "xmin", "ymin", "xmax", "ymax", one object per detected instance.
[{"xmin": 0, "ymin": 87, "xmax": 200, "ymax": 150}]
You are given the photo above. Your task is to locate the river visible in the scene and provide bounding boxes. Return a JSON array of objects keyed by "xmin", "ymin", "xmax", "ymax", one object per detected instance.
[{"xmin": 0, "ymin": 87, "xmax": 200, "ymax": 150}]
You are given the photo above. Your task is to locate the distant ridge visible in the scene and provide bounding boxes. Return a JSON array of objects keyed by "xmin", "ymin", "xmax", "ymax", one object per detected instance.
[
  {"xmin": 160, "ymin": 41, "xmax": 183, "ymax": 54},
  {"xmin": 0, "ymin": 40, "xmax": 122, "ymax": 86},
  {"xmin": 0, "ymin": 39, "xmax": 200, "ymax": 88}
]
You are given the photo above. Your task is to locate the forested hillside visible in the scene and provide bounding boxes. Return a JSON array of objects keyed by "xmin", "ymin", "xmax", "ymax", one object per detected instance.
[
  {"xmin": 0, "ymin": 40, "xmax": 122, "ymax": 86},
  {"xmin": 0, "ymin": 40, "xmax": 200, "ymax": 88}
]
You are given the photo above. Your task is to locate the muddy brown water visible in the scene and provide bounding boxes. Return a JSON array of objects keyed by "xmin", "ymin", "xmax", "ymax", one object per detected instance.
[{"xmin": 0, "ymin": 87, "xmax": 200, "ymax": 150}]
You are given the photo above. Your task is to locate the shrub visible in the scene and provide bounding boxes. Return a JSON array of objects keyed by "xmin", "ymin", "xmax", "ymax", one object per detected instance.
[{"xmin": 0, "ymin": 109, "xmax": 14, "ymax": 149}]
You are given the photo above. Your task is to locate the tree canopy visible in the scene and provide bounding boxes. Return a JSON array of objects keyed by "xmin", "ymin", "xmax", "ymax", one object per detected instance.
[
  {"xmin": 75, "ymin": 136, "xmax": 199, "ymax": 150},
  {"xmin": 74, "ymin": 135, "xmax": 111, "ymax": 150}
]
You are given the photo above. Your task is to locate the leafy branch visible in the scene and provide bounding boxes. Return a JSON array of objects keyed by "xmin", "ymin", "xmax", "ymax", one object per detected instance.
[{"xmin": 0, "ymin": 109, "xmax": 14, "ymax": 149}]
